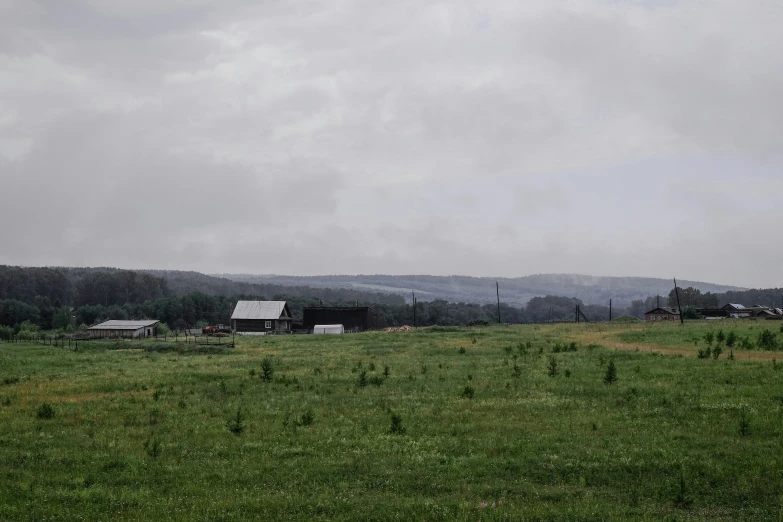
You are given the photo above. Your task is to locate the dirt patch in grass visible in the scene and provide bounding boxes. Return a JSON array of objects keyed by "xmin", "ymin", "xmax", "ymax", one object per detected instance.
[{"xmin": 564, "ymin": 329, "xmax": 780, "ymax": 361}]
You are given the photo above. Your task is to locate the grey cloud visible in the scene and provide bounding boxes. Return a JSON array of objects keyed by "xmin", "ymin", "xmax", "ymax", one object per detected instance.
[{"xmin": 2, "ymin": 0, "xmax": 782, "ymax": 287}]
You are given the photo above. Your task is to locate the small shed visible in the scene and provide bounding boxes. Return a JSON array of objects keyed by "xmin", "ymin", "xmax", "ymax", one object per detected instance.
[
  {"xmin": 231, "ymin": 301, "xmax": 292, "ymax": 333},
  {"xmin": 644, "ymin": 307, "xmax": 680, "ymax": 322},
  {"xmin": 313, "ymin": 324, "xmax": 344, "ymax": 335},
  {"xmin": 88, "ymin": 320, "xmax": 160, "ymax": 339}
]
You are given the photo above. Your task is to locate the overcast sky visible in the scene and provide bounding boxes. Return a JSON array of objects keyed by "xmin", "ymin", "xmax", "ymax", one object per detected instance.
[{"xmin": 1, "ymin": 0, "xmax": 782, "ymax": 288}]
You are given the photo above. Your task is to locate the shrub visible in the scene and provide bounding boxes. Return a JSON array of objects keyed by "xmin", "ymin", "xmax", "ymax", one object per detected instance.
[
  {"xmin": 0, "ymin": 325, "xmax": 12, "ymax": 341},
  {"xmin": 547, "ymin": 356, "xmax": 558, "ymax": 377},
  {"xmin": 383, "ymin": 365, "xmax": 390, "ymax": 378},
  {"xmin": 461, "ymin": 385, "xmax": 475, "ymax": 399},
  {"xmin": 144, "ymin": 438, "xmax": 162, "ymax": 458},
  {"xmin": 716, "ymin": 330, "xmax": 726, "ymax": 344},
  {"xmin": 712, "ymin": 345, "xmax": 723, "ymax": 359},
  {"xmin": 357, "ymin": 370, "xmax": 368, "ymax": 388},
  {"xmin": 368, "ymin": 362, "xmax": 376, "ymax": 372},
  {"xmin": 368, "ymin": 375, "xmax": 384, "ymax": 387},
  {"xmin": 673, "ymin": 467, "xmax": 692, "ymax": 508},
  {"xmin": 458, "ymin": 347, "xmax": 466, "ymax": 355},
  {"xmin": 157, "ymin": 322, "xmax": 171, "ymax": 336},
  {"xmin": 564, "ymin": 369, "xmax": 572, "ymax": 378},
  {"xmin": 227, "ymin": 407, "xmax": 245, "ymax": 435},
  {"xmin": 313, "ymin": 367, "xmax": 322, "ymax": 376},
  {"xmin": 603, "ymin": 360, "xmax": 617, "ymax": 385},
  {"xmin": 512, "ymin": 363, "xmax": 522, "ymax": 378},
  {"xmin": 260, "ymin": 358, "xmax": 274, "ymax": 382},
  {"xmin": 738, "ymin": 411, "xmax": 751, "ymax": 437},
  {"xmin": 757, "ymin": 329, "xmax": 778, "ymax": 350},
  {"xmin": 704, "ymin": 331, "xmax": 714, "ymax": 346},
  {"xmin": 697, "ymin": 347, "xmax": 711, "ymax": 359},
  {"xmin": 726, "ymin": 331, "xmax": 737, "ymax": 347},
  {"xmin": 299, "ymin": 409, "xmax": 315, "ymax": 426},
  {"xmin": 36, "ymin": 403, "xmax": 55, "ymax": 420},
  {"xmin": 389, "ymin": 413, "xmax": 405, "ymax": 435}
]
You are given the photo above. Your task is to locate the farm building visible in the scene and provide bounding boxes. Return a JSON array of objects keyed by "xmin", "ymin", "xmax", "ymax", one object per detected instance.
[
  {"xmin": 231, "ymin": 301, "xmax": 292, "ymax": 333},
  {"xmin": 303, "ymin": 306, "xmax": 376, "ymax": 332},
  {"xmin": 644, "ymin": 307, "xmax": 680, "ymax": 321},
  {"xmin": 88, "ymin": 320, "xmax": 160, "ymax": 339}
]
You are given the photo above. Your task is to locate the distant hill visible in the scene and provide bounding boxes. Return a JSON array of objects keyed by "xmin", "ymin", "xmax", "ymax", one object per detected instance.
[
  {"xmin": 141, "ymin": 270, "xmax": 405, "ymax": 305},
  {"xmin": 213, "ymin": 273, "xmax": 745, "ymax": 307}
]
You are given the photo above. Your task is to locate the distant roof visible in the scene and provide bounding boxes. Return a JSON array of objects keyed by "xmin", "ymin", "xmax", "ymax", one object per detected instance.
[
  {"xmin": 231, "ymin": 301, "xmax": 288, "ymax": 320},
  {"xmin": 727, "ymin": 303, "xmax": 746, "ymax": 309},
  {"xmin": 645, "ymin": 307, "xmax": 680, "ymax": 315},
  {"xmin": 89, "ymin": 320, "xmax": 159, "ymax": 330}
]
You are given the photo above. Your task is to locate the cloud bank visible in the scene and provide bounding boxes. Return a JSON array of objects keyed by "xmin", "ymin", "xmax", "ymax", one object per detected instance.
[{"xmin": 2, "ymin": 0, "xmax": 782, "ymax": 287}]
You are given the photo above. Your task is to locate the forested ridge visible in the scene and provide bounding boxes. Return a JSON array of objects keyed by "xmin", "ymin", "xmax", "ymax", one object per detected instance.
[
  {"xmin": 221, "ymin": 273, "xmax": 743, "ymax": 308},
  {"xmin": 1, "ymin": 265, "xmax": 780, "ymax": 334}
]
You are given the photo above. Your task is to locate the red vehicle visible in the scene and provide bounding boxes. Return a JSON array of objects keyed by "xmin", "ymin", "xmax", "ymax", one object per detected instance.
[{"xmin": 202, "ymin": 324, "xmax": 231, "ymax": 335}]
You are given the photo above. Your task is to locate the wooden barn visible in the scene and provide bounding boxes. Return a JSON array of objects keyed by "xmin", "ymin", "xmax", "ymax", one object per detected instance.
[
  {"xmin": 644, "ymin": 307, "xmax": 680, "ymax": 322},
  {"xmin": 231, "ymin": 301, "xmax": 292, "ymax": 333},
  {"xmin": 303, "ymin": 306, "xmax": 376, "ymax": 332},
  {"xmin": 88, "ymin": 320, "xmax": 160, "ymax": 339}
]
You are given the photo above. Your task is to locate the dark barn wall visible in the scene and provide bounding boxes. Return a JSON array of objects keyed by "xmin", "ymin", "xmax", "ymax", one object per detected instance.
[
  {"xmin": 234, "ymin": 319, "xmax": 289, "ymax": 332},
  {"xmin": 303, "ymin": 307, "xmax": 375, "ymax": 331}
]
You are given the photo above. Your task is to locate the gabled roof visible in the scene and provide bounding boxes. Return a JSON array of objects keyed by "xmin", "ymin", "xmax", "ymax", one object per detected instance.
[
  {"xmin": 724, "ymin": 303, "xmax": 746, "ymax": 310},
  {"xmin": 89, "ymin": 320, "xmax": 159, "ymax": 330},
  {"xmin": 231, "ymin": 301, "xmax": 289, "ymax": 320},
  {"xmin": 644, "ymin": 307, "xmax": 680, "ymax": 315}
]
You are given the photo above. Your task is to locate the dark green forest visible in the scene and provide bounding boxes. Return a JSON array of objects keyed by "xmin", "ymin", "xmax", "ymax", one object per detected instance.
[{"xmin": 1, "ymin": 265, "xmax": 780, "ymax": 335}]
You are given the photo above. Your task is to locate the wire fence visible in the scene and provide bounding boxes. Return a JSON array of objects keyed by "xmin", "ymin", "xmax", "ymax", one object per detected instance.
[{"xmin": 0, "ymin": 331, "xmax": 235, "ymax": 349}]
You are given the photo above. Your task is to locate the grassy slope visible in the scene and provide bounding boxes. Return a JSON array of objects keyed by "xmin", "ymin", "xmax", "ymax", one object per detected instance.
[{"xmin": 1, "ymin": 323, "xmax": 782, "ymax": 521}]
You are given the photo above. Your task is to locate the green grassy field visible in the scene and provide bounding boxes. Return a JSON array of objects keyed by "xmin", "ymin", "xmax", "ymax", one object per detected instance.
[{"xmin": 2, "ymin": 323, "xmax": 783, "ymax": 521}]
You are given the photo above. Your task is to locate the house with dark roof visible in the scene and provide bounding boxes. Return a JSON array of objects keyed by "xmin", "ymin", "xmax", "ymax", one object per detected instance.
[
  {"xmin": 231, "ymin": 301, "xmax": 292, "ymax": 333},
  {"xmin": 644, "ymin": 307, "xmax": 680, "ymax": 322}
]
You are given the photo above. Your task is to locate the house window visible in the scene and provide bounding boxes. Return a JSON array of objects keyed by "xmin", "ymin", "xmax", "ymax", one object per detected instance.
[{"xmin": 265, "ymin": 321, "xmax": 272, "ymax": 329}]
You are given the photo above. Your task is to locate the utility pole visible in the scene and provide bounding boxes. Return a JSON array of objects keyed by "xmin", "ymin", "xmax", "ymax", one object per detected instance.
[
  {"xmin": 412, "ymin": 292, "xmax": 416, "ymax": 328},
  {"xmin": 496, "ymin": 282, "xmax": 501, "ymax": 324},
  {"xmin": 674, "ymin": 278, "xmax": 684, "ymax": 324}
]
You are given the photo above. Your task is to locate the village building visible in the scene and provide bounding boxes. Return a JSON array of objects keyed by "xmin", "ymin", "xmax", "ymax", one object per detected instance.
[
  {"xmin": 88, "ymin": 320, "xmax": 160, "ymax": 339},
  {"xmin": 303, "ymin": 306, "xmax": 376, "ymax": 332},
  {"xmin": 644, "ymin": 307, "xmax": 681, "ymax": 322},
  {"xmin": 231, "ymin": 301, "xmax": 292, "ymax": 333}
]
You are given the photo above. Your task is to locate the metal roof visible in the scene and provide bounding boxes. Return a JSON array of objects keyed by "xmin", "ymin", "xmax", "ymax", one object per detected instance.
[
  {"xmin": 231, "ymin": 301, "xmax": 288, "ymax": 320},
  {"xmin": 89, "ymin": 320, "xmax": 159, "ymax": 330},
  {"xmin": 727, "ymin": 303, "xmax": 746, "ymax": 309},
  {"xmin": 645, "ymin": 307, "xmax": 680, "ymax": 315}
]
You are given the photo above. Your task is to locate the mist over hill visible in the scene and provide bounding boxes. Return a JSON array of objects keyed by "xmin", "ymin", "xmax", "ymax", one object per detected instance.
[{"xmin": 214, "ymin": 273, "xmax": 745, "ymax": 308}]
